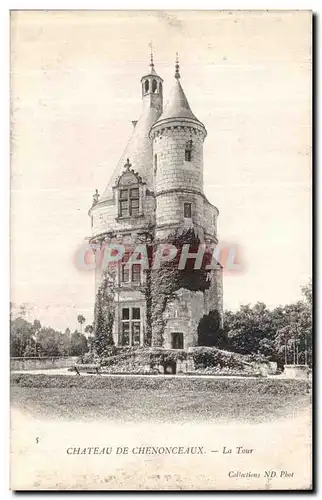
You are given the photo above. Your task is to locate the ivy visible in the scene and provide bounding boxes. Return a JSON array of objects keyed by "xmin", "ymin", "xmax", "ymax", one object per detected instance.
[
  {"xmin": 93, "ymin": 270, "xmax": 115, "ymax": 355},
  {"xmin": 94, "ymin": 228, "xmax": 215, "ymax": 352},
  {"xmin": 148, "ymin": 228, "xmax": 213, "ymax": 346}
]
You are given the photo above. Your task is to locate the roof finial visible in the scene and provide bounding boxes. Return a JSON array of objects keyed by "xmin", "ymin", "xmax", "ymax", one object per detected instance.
[
  {"xmin": 175, "ymin": 52, "xmax": 180, "ymax": 79},
  {"xmin": 149, "ymin": 41, "xmax": 154, "ymax": 70}
]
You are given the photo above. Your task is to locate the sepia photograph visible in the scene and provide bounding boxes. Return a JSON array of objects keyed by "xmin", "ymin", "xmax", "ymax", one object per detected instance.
[{"xmin": 10, "ymin": 10, "xmax": 312, "ymax": 490}]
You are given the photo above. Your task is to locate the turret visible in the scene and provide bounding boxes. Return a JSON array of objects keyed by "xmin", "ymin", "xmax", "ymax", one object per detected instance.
[
  {"xmin": 141, "ymin": 51, "xmax": 163, "ymax": 113},
  {"xmin": 150, "ymin": 55, "xmax": 207, "ymax": 239}
]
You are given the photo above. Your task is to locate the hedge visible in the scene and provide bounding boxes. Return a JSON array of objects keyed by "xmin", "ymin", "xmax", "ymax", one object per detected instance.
[{"xmin": 10, "ymin": 372, "xmax": 311, "ymax": 396}]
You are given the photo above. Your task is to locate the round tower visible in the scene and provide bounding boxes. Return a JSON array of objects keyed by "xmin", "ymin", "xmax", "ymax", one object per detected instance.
[{"xmin": 149, "ymin": 56, "xmax": 207, "ymax": 240}]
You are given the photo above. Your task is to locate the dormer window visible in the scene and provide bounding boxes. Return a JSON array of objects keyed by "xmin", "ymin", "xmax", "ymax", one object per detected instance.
[
  {"xmin": 114, "ymin": 158, "xmax": 145, "ymax": 219},
  {"xmin": 119, "ymin": 187, "xmax": 139, "ymax": 217},
  {"xmin": 185, "ymin": 140, "xmax": 193, "ymax": 162}
]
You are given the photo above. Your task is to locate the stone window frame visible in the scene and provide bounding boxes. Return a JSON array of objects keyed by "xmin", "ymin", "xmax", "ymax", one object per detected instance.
[
  {"xmin": 120, "ymin": 307, "xmax": 141, "ymax": 346},
  {"xmin": 119, "ymin": 252, "xmax": 143, "ymax": 286},
  {"xmin": 113, "ymin": 160, "xmax": 146, "ymax": 220},
  {"xmin": 185, "ymin": 140, "xmax": 193, "ymax": 162},
  {"xmin": 119, "ymin": 186, "xmax": 140, "ymax": 217},
  {"xmin": 183, "ymin": 202, "xmax": 193, "ymax": 219}
]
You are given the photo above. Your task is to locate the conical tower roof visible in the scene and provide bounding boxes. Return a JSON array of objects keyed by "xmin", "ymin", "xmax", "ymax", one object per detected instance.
[
  {"xmin": 158, "ymin": 77, "xmax": 199, "ymax": 122},
  {"xmin": 150, "ymin": 54, "xmax": 205, "ymax": 134}
]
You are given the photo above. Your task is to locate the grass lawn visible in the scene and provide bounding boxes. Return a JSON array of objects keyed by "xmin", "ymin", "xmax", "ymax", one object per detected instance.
[{"xmin": 11, "ymin": 374, "xmax": 311, "ymax": 424}]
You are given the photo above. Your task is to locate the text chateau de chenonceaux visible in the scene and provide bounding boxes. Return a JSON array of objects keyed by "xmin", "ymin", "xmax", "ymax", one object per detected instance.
[{"xmin": 88, "ymin": 55, "xmax": 223, "ymax": 350}]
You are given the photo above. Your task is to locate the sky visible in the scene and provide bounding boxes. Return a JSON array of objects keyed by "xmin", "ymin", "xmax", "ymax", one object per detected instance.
[{"xmin": 10, "ymin": 10, "xmax": 312, "ymax": 332}]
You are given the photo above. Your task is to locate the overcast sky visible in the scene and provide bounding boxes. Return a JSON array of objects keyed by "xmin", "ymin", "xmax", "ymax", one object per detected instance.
[{"xmin": 10, "ymin": 10, "xmax": 312, "ymax": 331}]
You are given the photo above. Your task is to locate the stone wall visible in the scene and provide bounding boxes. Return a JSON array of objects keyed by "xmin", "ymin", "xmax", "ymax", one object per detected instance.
[
  {"xmin": 11, "ymin": 356, "xmax": 78, "ymax": 371},
  {"xmin": 153, "ymin": 127, "xmax": 204, "ymax": 193},
  {"xmin": 203, "ymin": 267, "xmax": 224, "ymax": 324},
  {"xmin": 163, "ymin": 288, "xmax": 205, "ymax": 349},
  {"xmin": 153, "ymin": 127, "xmax": 205, "ymax": 236},
  {"xmin": 91, "ymin": 192, "xmax": 155, "ymax": 237}
]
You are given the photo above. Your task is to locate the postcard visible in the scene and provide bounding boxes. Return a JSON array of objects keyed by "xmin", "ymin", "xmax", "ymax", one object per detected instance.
[{"xmin": 10, "ymin": 10, "xmax": 312, "ymax": 490}]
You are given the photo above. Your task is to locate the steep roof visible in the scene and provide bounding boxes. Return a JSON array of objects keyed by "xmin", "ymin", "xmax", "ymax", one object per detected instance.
[
  {"xmin": 101, "ymin": 101, "xmax": 160, "ymax": 200},
  {"xmin": 157, "ymin": 78, "xmax": 200, "ymax": 122}
]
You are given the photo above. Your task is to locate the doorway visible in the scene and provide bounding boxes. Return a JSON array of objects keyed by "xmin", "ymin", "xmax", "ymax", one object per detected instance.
[{"xmin": 171, "ymin": 332, "xmax": 184, "ymax": 350}]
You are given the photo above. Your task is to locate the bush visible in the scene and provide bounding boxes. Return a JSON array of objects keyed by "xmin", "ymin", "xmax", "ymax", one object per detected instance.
[
  {"xmin": 190, "ymin": 346, "xmax": 246, "ymax": 370},
  {"xmin": 198, "ymin": 310, "xmax": 228, "ymax": 348},
  {"xmin": 77, "ymin": 352, "xmax": 100, "ymax": 364}
]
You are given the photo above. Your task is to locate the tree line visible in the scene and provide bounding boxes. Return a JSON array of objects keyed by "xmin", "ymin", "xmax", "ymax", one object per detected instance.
[
  {"xmin": 10, "ymin": 280, "xmax": 312, "ymax": 366},
  {"xmin": 198, "ymin": 281, "xmax": 312, "ymax": 367},
  {"xmin": 10, "ymin": 307, "xmax": 92, "ymax": 358}
]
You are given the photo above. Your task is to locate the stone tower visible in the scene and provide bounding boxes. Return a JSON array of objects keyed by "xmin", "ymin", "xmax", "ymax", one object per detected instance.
[
  {"xmin": 89, "ymin": 55, "xmax": 223, "ymax": 349},
  {"xmin": 150, "ymin": 55, "xmax": 208, "ymax": 241}
]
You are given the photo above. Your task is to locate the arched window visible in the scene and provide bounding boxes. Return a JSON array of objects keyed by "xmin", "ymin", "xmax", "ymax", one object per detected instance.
[
  {"xmin": 185, "ymin": 140, "xmax": 193, "ymax": 162},
  {"xmin": 152, "ymin": 79, "xmax": 157, "ymax": 93},
  {"xmin": 144, "ymin": 80, "xmax": 149, "ymax": 93},
  {"xmin": 159, "ymin": 81, "xmax": 163, "ymax": 94}
]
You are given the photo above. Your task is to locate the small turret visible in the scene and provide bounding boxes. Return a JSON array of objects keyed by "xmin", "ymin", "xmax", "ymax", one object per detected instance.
[{"xmin": 140, "ymin": 48, "xmax": 163, "ymax": 112}]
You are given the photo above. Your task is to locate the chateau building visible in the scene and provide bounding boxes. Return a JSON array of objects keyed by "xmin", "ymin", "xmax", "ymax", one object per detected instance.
[{"xmin": 89, "ymin": 55, "xmax": 223, "ymax": 349}]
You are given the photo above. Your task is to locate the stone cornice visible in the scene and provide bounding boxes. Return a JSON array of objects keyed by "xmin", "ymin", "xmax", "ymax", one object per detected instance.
[{"xmin": 149, "ymin": 121, "xmax": 207, "ymax": 141}]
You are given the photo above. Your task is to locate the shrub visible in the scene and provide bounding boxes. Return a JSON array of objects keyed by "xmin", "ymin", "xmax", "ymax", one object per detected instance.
[
  {"xmin": 77, "ymin": 352, "xmax": 100, "ymax": 364},
  {"xmin": 190, "ymin": 346, "xmax": 246, "ymax": 370},
  {"xmin": 197, "ymin": 310, "xmax": 228, "ymax": 348}
]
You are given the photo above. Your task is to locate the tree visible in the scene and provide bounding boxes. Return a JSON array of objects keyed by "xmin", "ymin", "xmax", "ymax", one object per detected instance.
[
  {"xmin": 275, "ymin": 282, "xmax": 312, "ymax": 366},
  {"xmin": 36, "ymin": 328, "xmax": 60, "ymax": 357},
  {"xmin": 301, "ymin": 279, "xmax": 312, "ymax": 306},
  {"xmin": 94, "ymin": 288, "xmax": 114, "ymax": 355},
  {"xmin": 93, "ymin": 271, "xmax": 115, "ymax": 355},
  {"xmin": 224, "ymin": 281, "xmax": 312, "ymax": 367},
  {"xmin": 10, "ymin": 317, "xmax": 36, "ymax": 357},
  {"xmin": 70, "ymin": 331, "xmax": 88, "ymax": 356},
  {"xmin": 224, "ymin": 303, "xmax": 283, "ymax": 360},
  {"xmin": 85, "ymin": 324, "xmax": 93, "ymax": 335},
  {"xmin": 77, "ymin": 315, "xmax": 86, "ymax": 334},
  {"xmin": 198, "ymin": 310, "xmax": 228, "ymax": 348}
]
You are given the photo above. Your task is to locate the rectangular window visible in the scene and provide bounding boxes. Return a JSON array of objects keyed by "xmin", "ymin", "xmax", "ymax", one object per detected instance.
[
  {"xmin": 120, "ymin": 307, "xmax": 141, "ymax": 346},
  {"xmin": 120, "ymin": 199, "xmax": 129, "ymax": 217},
  {"xmin": 185, "ymin": 149, "xmax": 192, "ymax": 162},
  {"xmin": 122, "ymin": 308, "xmax": 130, "ymax": 320},
  {"xmin": 130, "ymin": 198, "xmax": 139, "ymax": 216},
  {"xmin": 121, "ymin": 323, "xmax": 130, "ymax": 346},
  {"xmin": 119, "ymin": 187, "xmax": 140, "ymax": 218},
  {"xmin": 121, "ymin": 265, "xmax": 129, "ymax": 282},
  {"xmin": 130, "ymin": 188, "xmax": 139, "ymax": 199},
  {"xmin": 184, "ymin": 203, "xmax": 192, "ymax": 218},
  {"xmin": 132, "ymin": 322, "xmax": 141, "ymax": 346},
  {"xmin": 120, "ymin": 189, "xmax": 129, "ymax": 200},
  {"xmin": 132, "ymin": 308, "xmax": 140, "ymax": 320},
  {"xmin": 185, "ymin": 140, "xmax": 193, "ymax": 162},
  {"xmin": 154, "ymin": 154, "xmax": 157, "ymax": 175},
  {"xmin": 131, "ymin": 264, "xmax": 141, "ymax": 283}
]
